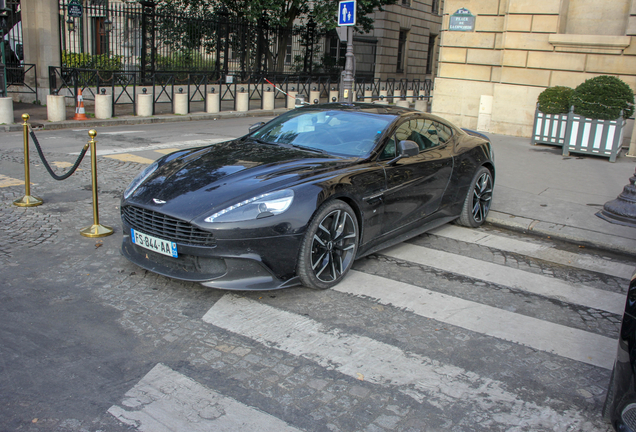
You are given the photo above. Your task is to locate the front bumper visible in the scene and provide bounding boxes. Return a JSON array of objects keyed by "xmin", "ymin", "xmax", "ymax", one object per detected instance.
[{"xmin": 121, "ymin": 225, "xmax": 303, "ymax": 290}]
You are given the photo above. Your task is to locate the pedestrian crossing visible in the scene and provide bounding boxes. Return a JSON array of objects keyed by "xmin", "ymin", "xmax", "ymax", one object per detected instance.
[{"xmin": 109, "ymin": 224, "xmax": 632, "ymax": 431}]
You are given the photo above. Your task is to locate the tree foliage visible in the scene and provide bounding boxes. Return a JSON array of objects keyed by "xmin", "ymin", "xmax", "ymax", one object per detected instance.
[{"xmin": 154, "ymin": 0, "xmax": 397, "ymax": 33}]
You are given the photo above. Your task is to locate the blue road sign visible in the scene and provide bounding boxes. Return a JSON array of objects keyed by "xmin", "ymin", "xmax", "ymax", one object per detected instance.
[{"xmin": 338, "ymin": 0, "xmax": 356, "ymax": 26}]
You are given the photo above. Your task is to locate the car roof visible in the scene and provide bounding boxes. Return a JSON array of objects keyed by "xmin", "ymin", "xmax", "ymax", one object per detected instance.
[{"xmin": 299, "ymin": 102, "xmax": 415, "ymax": 117}]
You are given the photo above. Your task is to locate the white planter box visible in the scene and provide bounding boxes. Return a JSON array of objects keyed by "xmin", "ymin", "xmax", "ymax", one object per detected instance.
[
  {"xmin": 563, "ymin": 112, "xmax": 625, "ymax": 163},
  {"xmin": 531, "ymin": 107, "xmax": 568, "ymax": 146},
  {"xmin": 532, "ymin": 105, "xmax": 626, "ymax": 162}
]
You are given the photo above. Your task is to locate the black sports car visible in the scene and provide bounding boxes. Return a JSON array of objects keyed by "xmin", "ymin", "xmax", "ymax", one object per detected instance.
[
  {"xmin": 120, "ymin": 103, "xmax": 495, "ymax": 290},
  {"xmin": 604, "ymin": 273, "xmax": 636, "ymax": 431}
]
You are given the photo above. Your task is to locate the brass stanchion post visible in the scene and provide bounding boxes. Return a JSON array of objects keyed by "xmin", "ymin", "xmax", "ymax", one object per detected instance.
[
  {"xmin": 13, "ymin": 114, "xmax": 43, "ymax": 207},
  {"xmin": 80, "ymin": 130, "xmax": 113, "ymax": 238}
]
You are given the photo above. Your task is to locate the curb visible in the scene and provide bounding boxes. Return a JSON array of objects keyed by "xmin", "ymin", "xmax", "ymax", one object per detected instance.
[
  {"xmin": 486, "ymin": 210, "xmax": 636, "ymax": 257},
  {"xmin": 1, "ymin": 108, "xmax": 289, "ymax": 132}
]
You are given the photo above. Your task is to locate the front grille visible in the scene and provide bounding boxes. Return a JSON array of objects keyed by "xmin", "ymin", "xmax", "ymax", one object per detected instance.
[{"xmin": 122, "ymin": 205, "xmax": 215, "ymax": 247}]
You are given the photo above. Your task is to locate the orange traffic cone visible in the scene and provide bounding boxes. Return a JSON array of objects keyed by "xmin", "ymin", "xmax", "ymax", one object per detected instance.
[{"xmin": 73, "ymin": 89, "xmax": 89, "ymax": 121}]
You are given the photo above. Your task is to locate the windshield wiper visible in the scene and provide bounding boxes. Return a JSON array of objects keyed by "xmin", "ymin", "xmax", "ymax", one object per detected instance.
[
  {"xmin": 289, "ymin": 144, "xmax": 328, "ymax": 154},
  {"xmin": 252, "ymin": 137, "xmax": 276, "ymax": 145}
]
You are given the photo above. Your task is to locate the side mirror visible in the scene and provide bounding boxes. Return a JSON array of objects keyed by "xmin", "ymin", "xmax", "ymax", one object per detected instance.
[
  {"xmin": 388, "ymin": 140, "xmax": 419, "ymax": 165},
  {"xmin": 397, "ymin": 140, "xmax": 419, "ymax": 157},
  {"xmin": 249, "ymin": 122, "xmax": 265, "ymax": 134}
]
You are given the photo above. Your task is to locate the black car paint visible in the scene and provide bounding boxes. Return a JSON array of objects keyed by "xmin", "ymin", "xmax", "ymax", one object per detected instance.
[
  {"xmin": 604, "ymin": 274, "xmax": 636, "ymax": 431},
  {"xmin": 121, "ymin": 103, "xmax": 494, "ymax": 290}
]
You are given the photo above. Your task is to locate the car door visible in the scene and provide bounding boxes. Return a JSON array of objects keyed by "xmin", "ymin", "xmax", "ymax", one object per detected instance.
[{"xmin": 378, "ymin": 117, "xmax": 454, "ymax": 236}]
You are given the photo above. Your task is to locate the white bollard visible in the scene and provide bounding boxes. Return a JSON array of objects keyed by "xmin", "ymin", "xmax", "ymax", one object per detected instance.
[
  {"xmin": 207, "ymin": 91, "xmax": 220, "ymax": 113},
  {"xmin": 0, "ymin": 97, "xmax": 14, "ymax": 124},
  {"xmin": 174, "ymin": 91, "xmax": 188, "ymax": 115},
  {"xmin": 262, "ymin": 89, "xmax": 275, "ymax": 110},
  {"xmin": 287, "ymin": 91, "xmax": 298, "ymax": 109},
  {"xmin": 94, "ymin": 93, "xmax": 112, "ymax": 119},
  {"xmin": 414, "ymin": 98, "xmax": 428, "ymax": 112},
  {"xmin": 396, "ymin": 99, "xmax": 410, "ymax": 108},
  {"xmin": 364, "ymin": 88, "xmax": 373, "ymax": 102},
  {"xmin": 310, "ymin": 89, "xmax": 320, "ymax": 105},
  {"xmin": 235, "ymin": 89, "xmax": 249, "ymax": 112},
  {"xmin": 329, "ymin": 89, "xmax": 339, "ymax": 103},
  {"xmin": 137, "ymin": 93, "xmax": 153, "ymax": 117},
  {"xmin": 46, "ymin": 94, "xmax": 66, "ymax": 122}
]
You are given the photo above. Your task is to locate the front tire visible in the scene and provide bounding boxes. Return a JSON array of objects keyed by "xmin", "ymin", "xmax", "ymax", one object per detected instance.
[
  {"xmin": 457, "ymin": 166, "xmax": 493, "ymax": 227},
  {"xmin": 297, "ymin": 200, "xmax": 359, "ymax": 290}
]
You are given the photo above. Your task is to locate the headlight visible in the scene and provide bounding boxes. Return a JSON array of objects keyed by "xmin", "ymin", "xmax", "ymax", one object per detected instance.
[
  {"xmin": 124, "ymin": 161, "xmax": 159, "ymax": 199},
  {"xmin": 205, "ymin": 190, "xmax": 294, "ymax": 223}
]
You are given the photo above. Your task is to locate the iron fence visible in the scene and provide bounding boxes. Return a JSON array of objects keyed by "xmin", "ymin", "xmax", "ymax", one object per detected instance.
[{"xmin": 58, "ymin": 0, "xmax": 331, "ymax": 82}]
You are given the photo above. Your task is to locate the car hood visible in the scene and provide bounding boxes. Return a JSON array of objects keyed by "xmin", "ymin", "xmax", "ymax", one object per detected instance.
[{"xmin": 126, "ymin": 138, "xmax": 353, "ymax": 220}]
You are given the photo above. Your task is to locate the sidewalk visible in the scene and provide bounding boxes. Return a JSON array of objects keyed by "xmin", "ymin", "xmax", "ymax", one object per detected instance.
[{"xmin": 4, "ymin": 101, "xmax": 636, "ymax": 257}]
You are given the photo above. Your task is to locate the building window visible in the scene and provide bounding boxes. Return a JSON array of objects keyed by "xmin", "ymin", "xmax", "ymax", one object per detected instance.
[
  {"xmin": 396, "ymin": 30, "xmax": 408, "ymax": 73},
  {"xmin": 431, "ymin": 0, "xmax": 439, "ymax": 14},
  {"xmin": 285, "ymin": 42, "xmax": 292, "ymax": 65},
  {"xmin": 402, "ymin": 0, "xmax": 411, "ymax": 6},
  {"xmin": 426, "ymin": 34, "xmax": 437, "ymax": 75}
]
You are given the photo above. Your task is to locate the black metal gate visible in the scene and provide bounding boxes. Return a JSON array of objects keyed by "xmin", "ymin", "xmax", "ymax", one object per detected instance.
[{"xmin": 58, "ymin": 0, "xmax": 328, "ymax": 83}]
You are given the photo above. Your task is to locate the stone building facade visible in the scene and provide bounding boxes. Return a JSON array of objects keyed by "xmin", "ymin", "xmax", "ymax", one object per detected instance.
[
  {"xmin": 431, "ymin": 0, "xmax": 636, "ymax": 137},
  {"xmin": 365, "ymin": 0, "xmax": 443, "ymax": 80}
]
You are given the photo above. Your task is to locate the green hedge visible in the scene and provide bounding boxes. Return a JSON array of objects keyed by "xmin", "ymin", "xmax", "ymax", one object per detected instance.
[
  {"xmin": 62, "ymin": 51, "xmax": 123, "ymax": 71},
  {"xmin": 537, "ymin": 86, "xmax": 573, "ymax": 114},
  {"xmin": 571, "ymin": 75, "xmax": 634, "ymax": 120}
]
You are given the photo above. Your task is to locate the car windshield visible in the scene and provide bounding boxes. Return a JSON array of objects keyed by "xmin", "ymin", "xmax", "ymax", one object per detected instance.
[{"xmin": 249, "ymin": 109, "xmax": 395, "ymax": 157}]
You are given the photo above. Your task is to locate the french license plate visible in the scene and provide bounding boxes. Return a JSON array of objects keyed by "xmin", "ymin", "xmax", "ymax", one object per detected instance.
[{"xmin": 131, "ymin": 228, "xmax": 178, "ymax": 258}]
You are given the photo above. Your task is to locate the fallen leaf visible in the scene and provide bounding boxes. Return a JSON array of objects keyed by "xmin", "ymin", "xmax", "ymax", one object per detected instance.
[{"xmin": 356, "ymin": 373, "xmax": 364, "ymax": 381}]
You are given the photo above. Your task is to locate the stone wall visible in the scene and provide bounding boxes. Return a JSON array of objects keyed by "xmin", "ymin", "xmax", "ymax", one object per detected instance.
[{"xmin": 432, "ymin": 0, "xmax": 636, "ymax": 137}]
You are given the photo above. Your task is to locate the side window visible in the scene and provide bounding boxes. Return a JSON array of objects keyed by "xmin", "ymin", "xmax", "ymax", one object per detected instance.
[
  {"xmin": 379, "ymin": 137, "xmax": 396, "ymax": 160},
  {"xmin": 431, "ymin": 121, "xmax": 453, "ymax": 144}
]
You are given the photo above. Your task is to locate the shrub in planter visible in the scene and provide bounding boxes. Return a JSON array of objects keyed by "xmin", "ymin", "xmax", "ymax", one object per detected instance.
[
  {"xmin": 537, "ymin": 86, "xmax": 573, "ymax": 114},
  {"xmin": 571, "ymin": 75, "xmax": 634, "ymax": 120}
]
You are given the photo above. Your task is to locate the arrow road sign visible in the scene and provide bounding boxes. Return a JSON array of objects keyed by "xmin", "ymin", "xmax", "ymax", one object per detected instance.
[{"xmin": 338, "ymin": 0, "xmax": 356, "ymax": 26}]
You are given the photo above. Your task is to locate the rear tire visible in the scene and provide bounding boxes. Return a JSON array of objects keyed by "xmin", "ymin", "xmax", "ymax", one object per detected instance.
[
  {"xmin": 457, "ymin": 166, "xmax": 493, "ymax": 228},
  {"xmin": 297, "ymin": 200, "xmax": 359, "ymax": 290}
]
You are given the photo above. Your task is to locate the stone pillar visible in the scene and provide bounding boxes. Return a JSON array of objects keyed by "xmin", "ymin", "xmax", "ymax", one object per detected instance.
[
  {"xmin": 47, "ymin": 94, "xmax": 66, "ymax": 121},
  {"xmin": 0, "ymin": 97, "xmax": 14, "ymax": 124},
  {"xmin": 22, "ymin": 0, "xmax": 61, "ymax": 103},
  {"xmin": 629, "ymin": 119, "xmax": 636, "ymax": 157},
  {"xmin": 477, "ymin": 95, "xmax": 493, "ymax": 132}
]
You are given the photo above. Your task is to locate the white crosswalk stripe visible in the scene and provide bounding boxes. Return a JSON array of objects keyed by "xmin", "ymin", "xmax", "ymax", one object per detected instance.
[
  {"xmin": 109, "ymin": 364, "xmax": 302, "ymax": 432},
  {"xmin": 431, "ymin": 224, "xmax": 635, "ymax": 280},
  {"xmin": 335, "ymin": 270, "xmax": 615, "ymax": 369},
  {"xmin": 202, "ymin": 294, "xmax": 598, "ymax": 431},
  {"xmin": 382, "ymin": 242, "xmax": 625, "ymax": 315}
]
